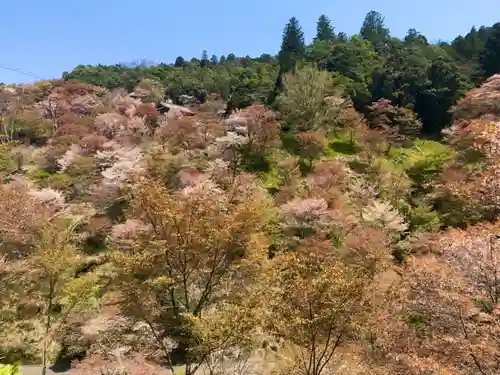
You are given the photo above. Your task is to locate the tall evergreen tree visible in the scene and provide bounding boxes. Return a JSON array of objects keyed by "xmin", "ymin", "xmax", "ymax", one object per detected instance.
[
  {"xmin": 200, "ymin": 50, "xmax": 209, "ymax": 68},
  {"xmin": 453, "ymin": 27, "xmax": 486, "ymax": 60},
  {"xmin": 360, "ymin": 11, "xmax": 390, "ymax": 52},
  {"xmin": 480, "ymin": 23, "xmax": 500, "ymax": 78},
  {"xmin": 278, "ymin": 17, "xmax": 306, "ymax": 74},
  {"xmin": 477, "ymin": 26, "xmax": 492, "ymax": 43},
  {"xmin": 314, "ymin": 14, "xmax": 335, "ymax": 42},
  {"xmin": 270, "ymin": 17, "xmax": 306, "ymax": 104}
]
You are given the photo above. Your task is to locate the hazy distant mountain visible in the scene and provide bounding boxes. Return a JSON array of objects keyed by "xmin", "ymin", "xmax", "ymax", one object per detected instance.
[{"xmin": 118, "ymin": 59, "xmax": 158, "ymax": 68}]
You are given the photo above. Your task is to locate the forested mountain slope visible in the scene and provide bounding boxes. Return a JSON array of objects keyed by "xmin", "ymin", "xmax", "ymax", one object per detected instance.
[
  {"xmin": 62, "ymin": 12, "xmax": 500, "ymax": 136},
  {"xmin": 2, "ymin": 9, "xmax": 500, "ymax": 375}
]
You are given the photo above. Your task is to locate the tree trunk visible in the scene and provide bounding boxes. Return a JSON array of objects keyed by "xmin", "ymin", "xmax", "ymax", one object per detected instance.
[{"xmin": 42, "ymin": 276, "xmax": 55, "ymax": 375}]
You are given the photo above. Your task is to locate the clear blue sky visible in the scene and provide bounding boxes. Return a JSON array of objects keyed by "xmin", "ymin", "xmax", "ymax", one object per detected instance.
[{"xmin": 1, "ymin": 0, "xmax": 498, "ymax": 84}]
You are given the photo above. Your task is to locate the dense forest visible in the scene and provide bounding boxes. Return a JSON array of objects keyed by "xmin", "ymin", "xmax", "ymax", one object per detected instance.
[
  {"xmin": 2, "ymin": 9, "xmax": 500, "ymax": 375},
  {"xmin": 63, "ymin": 12, "xmax": 500, "ymax": 136}
]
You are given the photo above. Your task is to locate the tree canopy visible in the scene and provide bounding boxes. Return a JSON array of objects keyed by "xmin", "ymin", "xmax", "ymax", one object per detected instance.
[{"xmin": 62, "ymin": 11, "xmax": 499, "ymax": 136}]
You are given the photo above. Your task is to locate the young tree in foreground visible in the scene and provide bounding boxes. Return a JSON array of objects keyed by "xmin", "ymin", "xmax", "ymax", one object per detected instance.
[
  {"xmin": 297, "ymin": 131, "xmax": 326, "ymax": 168},
  {"xmin": 0, "ymin": 186, "xmax": 98, "ymax": 375},
  {"xmin": 267, "ymin": 228, "xmax": 390, "ymax": 375},
  {"xmin": 111, "ymin": 175, "xmax": 273, "ymax": 375},
  {"xmin": 375, "ymin": 225, "xmax": 500, "ymax": 374},
  {"xmin": 33, "ymin": 214, "xmax": 99, "ymax": 375}
]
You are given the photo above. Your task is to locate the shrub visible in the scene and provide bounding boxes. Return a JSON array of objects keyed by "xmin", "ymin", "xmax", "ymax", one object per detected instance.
[
  {"xmin": 6, "ymin": 111, "xmax": 52, "ymax": 144},
  {"xmin": 68, "ymin": 354, "xmax": 171, "ymax": 375},
  {"xmin": 79, "ymin": 134, "xmax": 107, "ymax": 153},
  {"xmin": 367, "ymin": 98, "xmax": 422, "ymax": 143},
  {"xmin": 0, "ymin": 363, "xmax": 20, "ymax": 375},
  {"xmin": 45, "ymin": 173, "xmax": 74, "ymax": 190},
  {"xmin": 27, "ymin": 167, "xmax": 52, "ymax": 186},
  {"xmin": 390, "ymin": 140, "xmax": 455, "ymax": 188},
  {"xmin": 94, "ymin": 113, "xmax": 128, "ymax": 138},
  {"xmin": 0, "ymin": 144, "xmax": 16, "ymax": 175}
]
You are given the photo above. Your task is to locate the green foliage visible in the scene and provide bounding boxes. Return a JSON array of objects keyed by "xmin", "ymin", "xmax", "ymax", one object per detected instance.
[
  {"xmin": 278, "ymin": 66, "xmax": 342, "ymax": 132},
  {"xmin": 65, "ymin": 155, "xmax": 99, "ymax": 178},
  {"xmin": 417, "ymin": 57, "xmax": 472, "ymax": 133},
  {"xmin": 5, "ymin": 114, "xmax": 51, "ymax": 144},
  {"xmin": 389, "ymin": 140, "xmax": 455, "ymax": 187},
  {"xmin": 64, "ymin": 59, "xmax": 279, "ymax": 108},
  {"xmin": 399, "ymin": 200, "xmax": 442, "ymax": 232},
  {"xmin": 0, "ymin": 363, "xmax": 20, "ymax": 375},
  {"xmin": 278, "ymin": 17, "xmax": 306, "ymax": 74},
  {"xmin": 45, "ymin": 173, "xmax": 74, "ymax": 190},
  {"xmin": 405, "ymin": 29, "xmax": 428, "ymax": 46},
  {"xmin": 407, "ymin": 311, "xmax": 429, "ymax": 332},
  {"xmin": 314, "ymin": 15, "xmax": 335, "ymax": 42},
  {"xmin": 480, "ymin": 22, "xmax": 500, "ymax": 78},
  {"xmin": 323, "ymin": 36, "xmax": 381, "ymax": 108},
  {"xmin": 0, "ymin": 144, "xmax": 16, "ymax": 175},
  {"xmin": 227, "ymin": 68, "xmax": 274, "ymax": 111},
  {"xmin": 360, "ymin": 11, "xmax": 390, "ymax": 52},
  {"xmin": 326, "ymin": 131, "xmax": 361, "ymax": 156},
  {"xmin": 27, "ymin": 167, "xmax": 52, "ymax": 186},
  {"xmin": 474, "ymin": 298, "xmax": 494, "ymax": 314}
]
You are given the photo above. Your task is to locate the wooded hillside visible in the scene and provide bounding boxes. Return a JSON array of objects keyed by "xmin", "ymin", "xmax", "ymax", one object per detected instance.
[{"xmin": 2, "ymin": 9, "xmax": 500, "ymax": 375}]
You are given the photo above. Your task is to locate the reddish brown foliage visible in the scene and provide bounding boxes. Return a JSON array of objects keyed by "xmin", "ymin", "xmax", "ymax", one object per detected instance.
[
  {"xmin": 451, "ymin": 74, "xmax": 500, "ymax": 123},
  {"xmin": 357, "ymin": 125, "xmax": 388, "ymax": 158},
  {"xmin": 244, "ymin": 105, "xmax": 281, "ymax": 153},
  {"xmin": 297, "ymin": 131, "xmax": 326, "ymax": 166},
  {"xmin": 0, "ymin": 184, "xmax": 58, "ymax": 253},
  {"xmin": 370, "ymin": 224, "xmax": 500, "ymax": 374},
  {"xmin": 337, "ymin": 105, "xmax": 366, "ymax": 129},
  {"xmin": 56, "ymin": 114, "xmax": 94, "ymax": 139},
  {"xmin": 79, "ymin": 133, "xmax": 108, "ymax": 153},
  {"xmin": 135, "ymin": 103, "xmax": 160, "ymax": 118},
  {"xmin": 51, "ymin": 79, "xmax": 104, "ymax": 97},
  {"xmin": 160, "ymin": 117, "xmax": 206, "ymax": 150},
  {"xmin": 68, "ymin": 354, "xmax": 171, "ymax": 375},
  {"xmin": 306, "ymin": 159, "xmax": 349, "ymax": 207},
  {"xmin": 367, "ymin": 99, "xmax": 421, "ymax": 145},
  {"xmin": 135, "ymin": 103, "xmax": 160, "ymax": 134}
]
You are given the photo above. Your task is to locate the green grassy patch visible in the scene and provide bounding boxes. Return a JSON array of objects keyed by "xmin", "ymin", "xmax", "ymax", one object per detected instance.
[{"xmin": 325, "ymin": 131, "xmax": 361, "ymax": 157}]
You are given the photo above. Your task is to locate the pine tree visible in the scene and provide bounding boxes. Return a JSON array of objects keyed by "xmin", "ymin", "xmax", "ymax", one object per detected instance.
[
  {"xmin": 210, "ymin": 54, "xmax": 218, "ymax": 65},
  {"xmin": 201, "ymin": 50, "xmax": 209, "ymax": 68},
  {"xmin": 278, "ymin": 17, "xmax": 306, "ymax": 74},
  {"xmin": 269, "ymin": 17, "xmax": 306, "ymax": 104},
  {"xmin": 360, "ymin": 11, "xmax": 390, "ymax": 52},
  {"xmin": 480, "ymin": 23, "xmax": 500, "ymax": 78},
  {"xmin": 314, "ymin": 14, "xmax": 335, "ymax": 42}
]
